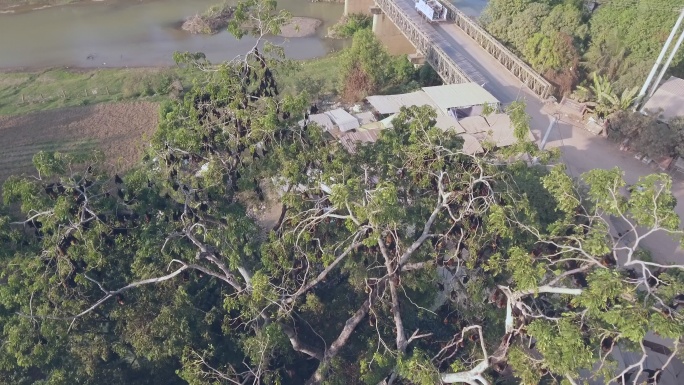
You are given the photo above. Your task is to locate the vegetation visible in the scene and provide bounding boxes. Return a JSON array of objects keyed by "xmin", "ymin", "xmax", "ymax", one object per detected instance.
[
  {"xmin": 339, "ymin": 29, "xmax": 439, "ymax": 101},
  {"xmin": 328, "ymin": 13, "xmax": 372, "ymax": 38},
  {"xmin": 0, "ymin": 2, "xmax": 683, "ymax": 385},
  {"xmin": 575, "ymin": 72, "xmax": 639, "ymax": 117},
  {"xmin": 608, "ymin": 110, "xmax": 684, "ymax": 159},
  {"xmin": 275, "ymin": 53, "xmax": 344, "ymax": 100},
  {"xmin": 0, "ymin": 68, "xmax": 187, "ymax": 116},
  {"xmin": 182, "ymin": 1, "xmax": 235, "ymax": 35},
  {"xmin": 481, "ymin": 0, "xmax": 684, "ymax": 97},
  {"xmin": 2, "ymin": 51, "xmax": 683, "ymax": 383}
]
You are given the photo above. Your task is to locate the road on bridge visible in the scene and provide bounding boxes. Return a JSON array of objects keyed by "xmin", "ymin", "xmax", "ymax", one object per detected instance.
[{"xmin": 394, "ymin": 0, "xmax": 684, "ymax": 265}]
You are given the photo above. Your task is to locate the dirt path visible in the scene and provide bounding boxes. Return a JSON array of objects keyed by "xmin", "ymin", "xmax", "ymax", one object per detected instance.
[{"xmin": 0, "ymin": 101, "xmax": 158, "ymax": 182}]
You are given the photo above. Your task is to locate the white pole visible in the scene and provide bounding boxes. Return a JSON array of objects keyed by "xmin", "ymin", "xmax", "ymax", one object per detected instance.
[
  {"xmin": 540, "ymin": 115, "xmax": 558, "ymax": 151},
  {"xmin": 648, "ymin": 26, "xmax": 684, "ymax": 98},
  {"xmin": 634, "ymin": 8, "xmax": 684, "ymax": 109}
]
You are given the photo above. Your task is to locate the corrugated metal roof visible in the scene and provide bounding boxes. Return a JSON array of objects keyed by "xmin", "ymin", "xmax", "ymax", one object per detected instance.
[
  {"xmin": 422, "ymin": 83, "xmax": 499, "ymax": 115},
  {"xmin": 643, "ymin": 76, "xmax": 684, "ymax": 122},
  {"xmin": 458, "ymin": 133, "xmax": 484, "ymax": 155},
  {"xmin": 325, "ymin": 108, "xmax": 360, "ymax": 132},
  {"xmin": 308, "ymin": 113, "xmax": 335, "ymax": 132},
  {"xmin": 458, "ymin": 115, "xmax": 490, "ymax": 134},
  {"xmin": 354, "ymin": 111, "xmax": 376, "ymax": 125},
  {"xmin": 366, "ymin": 91, "xmax": 441, "ymax": 115},
  {"xmin": 380, "ymin": 113, "xmax": 398, "ymax": 129},
  {"xmin": 433, "ymin": 116, "xmax": 465, "ymax": 133},
  {"xmin": 339, "ymin": 129, "xmax": 381, "ymax": 153},
  {"xmin": 456, "ymin": 113, "xmax": 529, "ymax": 148}
]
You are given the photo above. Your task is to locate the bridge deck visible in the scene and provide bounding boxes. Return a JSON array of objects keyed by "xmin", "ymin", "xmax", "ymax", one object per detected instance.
[
  {"xmin": 377, "ymin": 0, "xmax": 553, "ymax": 100},
  {"xmin": 392, "ymin": 0, "xmax": 487, "ymax": 85}
]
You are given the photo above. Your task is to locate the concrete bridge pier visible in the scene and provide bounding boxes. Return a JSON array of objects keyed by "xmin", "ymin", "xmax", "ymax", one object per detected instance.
[{"xmin": 344, "ymin": 0, "xmax": 416, "ymax": 56}]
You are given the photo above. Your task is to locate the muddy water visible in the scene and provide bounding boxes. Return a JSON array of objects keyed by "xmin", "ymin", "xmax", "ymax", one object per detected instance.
[{"xmin": 0, "ymin": 0, "xmax": 346, "ymax": 69}]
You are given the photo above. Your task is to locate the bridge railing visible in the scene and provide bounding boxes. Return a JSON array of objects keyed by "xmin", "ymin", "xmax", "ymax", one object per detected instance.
[
  {"xmin": 375, "ymin": 0, "xmax": 472, "ymax": 85},
  {"xmin": 441, "ymin": 2, "xmax": 555, "ymax": 100}
]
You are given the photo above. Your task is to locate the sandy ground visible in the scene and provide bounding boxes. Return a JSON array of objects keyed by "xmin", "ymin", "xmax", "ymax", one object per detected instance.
[
  {"xmin": 279, "ymin": 17, "xmax": 322, "ymax": 38},
  {"xmin": 0, "ymin": 101, "xmax": 158, "ymax": 182}
]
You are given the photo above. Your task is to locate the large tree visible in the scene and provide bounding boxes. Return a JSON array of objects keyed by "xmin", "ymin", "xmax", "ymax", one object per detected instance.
[{"xmin": 1, "ymin": 3, "xmax": 684, "ymax": 385}]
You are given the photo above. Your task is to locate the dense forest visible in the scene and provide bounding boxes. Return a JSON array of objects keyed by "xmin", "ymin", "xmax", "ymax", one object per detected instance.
[
  {"xmin": 481, "ymin": 0, "xmax": 684, "ymax": 95},
  {"xmin": 0, "ymin": 2, "xmax": 683, "ymax": 385}
]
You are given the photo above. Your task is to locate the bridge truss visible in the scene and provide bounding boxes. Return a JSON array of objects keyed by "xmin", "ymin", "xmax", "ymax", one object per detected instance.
[
  {"xmin": 374, "ymin": 0, "xmax": 472, "ymax": 85},
  {"xmin": 373, "ymin": 0, "xmax": 555, "ymax": 100},
  {"xmin": 441, "ymin": 3, "xmax": 555, "ymax": 100}
]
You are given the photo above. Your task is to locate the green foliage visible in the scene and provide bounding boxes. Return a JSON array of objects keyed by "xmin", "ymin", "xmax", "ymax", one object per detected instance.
[
  {"xmin": 506, "ymin": 246, "xmax": 546, "ymax": 290},
  {"xmin": 527, "ymin": 318, "xmax": 595, "ymax": 374},
  {"xmin": 228, "ymin": 0, "xmax": 290, "ymax": 39},
  {"xmin": 573, "ymin": 269, "xmax": 625, "ymax": 313},
  {"xmin": 339, "ymin": 30, "xmax": 422, "ymax": 100},
  {"xmin": 508, "ymin": 346, "xmax": 543, "ymax": 385},
  {"xmin": 524, "ymin": 31, "xmax": 578, "ymax": 73},
  {"xmin": 606, "ymin": 111, "xmax": 684, "ymax": 160},
  {"xmin": 396, "ymin": 350, "xmax": 440, "ymax": 385},
  {"xmin": 328, "ymin": 13, "xmax": 372, "ymax": 38},
  {"xmin": 577, "ymin": 72, "xmax": 638, "ymax": 115},
  {"xmin": 0, "ymin": 68, "xmax": 188, "ymax": 116},
  {"xmin": 2, "ymin": 7, "xmax": 684, "ymax": 384},
  {"xmin": 482, "ymin": 0, "xmax": 684, "ymax": 94}
]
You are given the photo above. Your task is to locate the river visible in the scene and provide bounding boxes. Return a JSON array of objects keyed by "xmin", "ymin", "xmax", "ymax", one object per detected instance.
[
  {"xmin": 0, "ymin": 0, "xmax": 489, "ymax": 70},
  {"xmin": 0, "ymin": 0, "xmax": 346, "ymax": 69}
]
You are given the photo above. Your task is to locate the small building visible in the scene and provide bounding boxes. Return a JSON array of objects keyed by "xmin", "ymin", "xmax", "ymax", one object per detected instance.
[
  {"xmin": 325, "ymin": 108, "xmax": 360, "ymax": 132},
  {"xmin": 422, "ymin": 83, "xmax": 500, "ymax": 118},
  {"xmin": 642, "ymin": 76, "xmax": 684, "ymax": 122},
  {"xmin": 306, "ymin": 113, "xmax": 335, "ymax": 132},
  {"xmin": 366, "ymin": 91, "xmax": 442, "ymax": 116}
]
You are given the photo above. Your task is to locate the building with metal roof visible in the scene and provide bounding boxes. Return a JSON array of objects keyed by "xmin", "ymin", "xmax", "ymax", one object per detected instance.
[
  {"xmin": 306, "ymin": 113, "xmax": 335, "ymax": 132},
  {"xmin": 324, "ymin": 108, "xmax": 360, "ymax": 132},
  {"xmin": 422, "ymin": 83, "xmax": 500, "ymax": 117},
  {"xmin": 366, "ymin": 91, "xmax": 442, "ymax": 115},
  {"xmin": 642, "ymin": 76, "xmax": 684, "ymax": 122}
]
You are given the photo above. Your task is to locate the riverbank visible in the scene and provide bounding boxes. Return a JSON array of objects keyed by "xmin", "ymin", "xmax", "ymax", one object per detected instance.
[
  {"xmin": 0, "ymin": 67, "xmax": 189, "ymax": 116},
  {"xmin": 0, "ymin": 52, "xmax": 344, "ymax": 116}
]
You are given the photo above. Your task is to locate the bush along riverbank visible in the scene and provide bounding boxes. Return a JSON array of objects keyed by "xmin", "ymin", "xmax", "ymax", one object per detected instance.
[{"xmin": 182, "ymin": 2, "xmax": 234, "ymax": 34}]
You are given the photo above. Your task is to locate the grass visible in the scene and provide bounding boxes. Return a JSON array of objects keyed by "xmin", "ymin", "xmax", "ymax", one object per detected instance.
[
  {"xmin": 275, "ymin": 53, "xmax": 343, "ymax": 100},
  {"xmin": 0, "ymin": 67, "xmax": 192, "ymax": 116},
  {"xmin": 0, "ymin": 52, "xmax": 344, "ymax": 117}
]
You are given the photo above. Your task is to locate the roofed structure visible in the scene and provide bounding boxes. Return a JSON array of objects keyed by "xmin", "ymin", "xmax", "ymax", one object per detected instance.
[
  {"xmin": 433, "ymin": 116, "xmax": 465, "ymax": 133},
  {"xmin": 366, "ymin": 91, "xmax": 442, "ymax": 115},
  {"xmin": 642, "ymin": 76, "xmax": 684, "ymax": 122},
  {"xmin": 422, "ymin": 83, "xmax": 499, "ymax": 116},
  {"xmin": 325, "ymin": 108, "xmax": 360, "ymax": 132},
  {"xmin": 307, "ymin": 113, "xmax": 335, "ymax": 132},
  {"xmin": 458, "ymin": 133, "xmax": 485, "ymax": 155},
  {"xmin": 354, "ymin": 111, "xmax": 377, "ymax": 125}
]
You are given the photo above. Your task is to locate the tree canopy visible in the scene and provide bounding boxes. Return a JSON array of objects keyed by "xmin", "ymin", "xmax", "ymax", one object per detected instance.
[
  {"xmin": 482, "ymin": 0, "xmax": 684, "ymax": 95},
  {"xmin": 1, "ymin": 2, "xmax": 684, "ymax": 385}
]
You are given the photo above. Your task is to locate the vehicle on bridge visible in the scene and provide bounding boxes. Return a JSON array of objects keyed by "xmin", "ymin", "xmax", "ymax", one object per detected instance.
[{"xmin": 415, "ymin": 0, "xmax": 447, "ymax": 23}]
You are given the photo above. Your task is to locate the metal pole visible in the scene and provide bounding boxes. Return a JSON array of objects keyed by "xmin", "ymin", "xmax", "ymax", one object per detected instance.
[
  {"xmin": 634, "ymin": 8, "xmax": 684, "ymax": 109},
  {"xmin": 540, "ymin": 115, "xmax": 558, "ymax": 151},
  {"xmin": 648, "ymin": 26, "xmax": 684, "ymax": 98}
]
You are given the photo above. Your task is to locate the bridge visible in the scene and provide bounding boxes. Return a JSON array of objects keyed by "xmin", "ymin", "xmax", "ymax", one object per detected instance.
[{"xmin": 345, "ymin": 0, "xmax": 555, "ymax": 100}]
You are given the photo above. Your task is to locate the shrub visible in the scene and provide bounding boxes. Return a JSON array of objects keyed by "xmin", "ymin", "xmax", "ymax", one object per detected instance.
[{"xmin": 328, "ymin": 13, "xmax": 372, "ymax": 38}]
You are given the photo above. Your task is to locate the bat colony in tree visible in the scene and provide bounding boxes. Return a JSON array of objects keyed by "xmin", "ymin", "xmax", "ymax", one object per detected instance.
[{"xmin": 0, "ymin": 2, "xmax": 683, "ymax": 385}]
